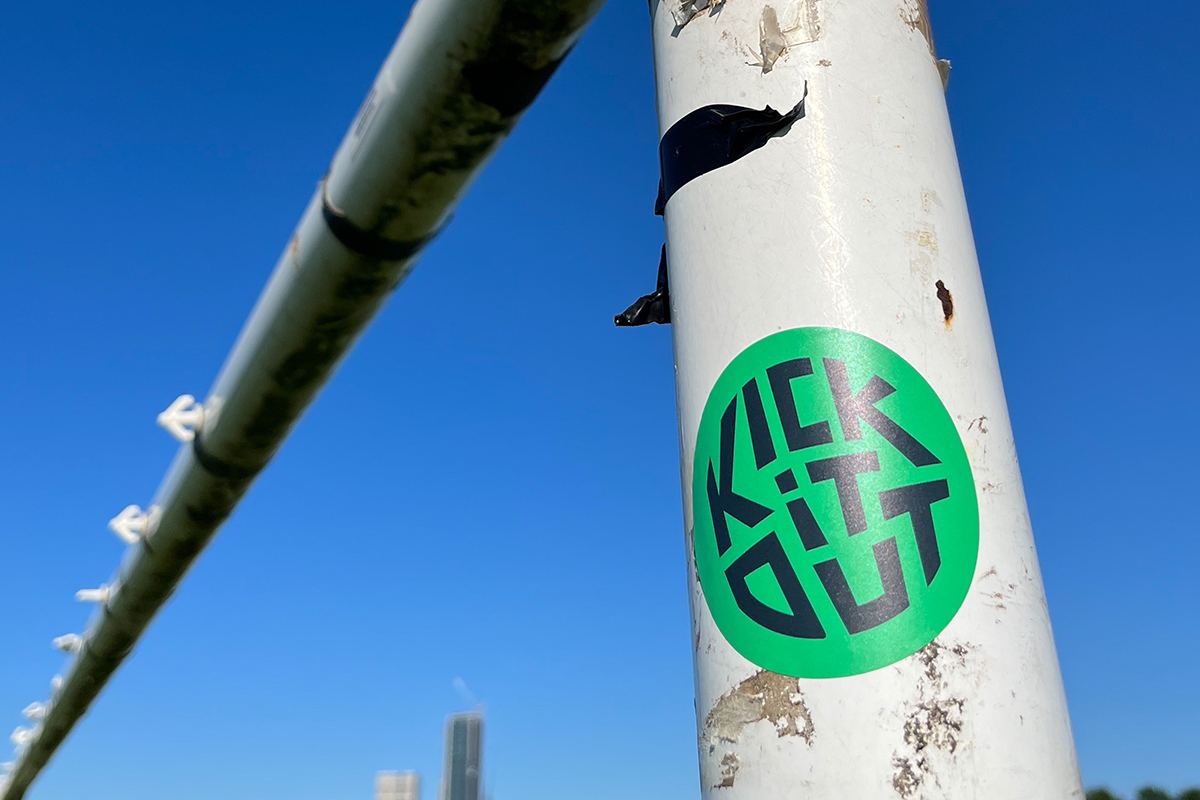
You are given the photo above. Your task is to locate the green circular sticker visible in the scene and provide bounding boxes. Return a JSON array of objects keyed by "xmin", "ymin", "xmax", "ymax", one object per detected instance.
[{"xmin": 693, "ymin": 328, "xmax": 978, "ymax": 678}]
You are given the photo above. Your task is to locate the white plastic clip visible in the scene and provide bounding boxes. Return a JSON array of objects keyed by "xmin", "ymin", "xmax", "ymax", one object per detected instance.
[
  {"xmin": 20, "ymin": 704, "xmax": 45, "ymax": 722},
  {"xmin": 108, "ymin": 505, "xmax": 160, "ymax": 545},
  {"xmin": 75, "ymin": 585, "xmax": 112, "ymax": 605},
  {"xmin": 10, "ymin": 727, "xmax": 38, "ymax": 749},
  {"xmin": 156, "ymin": 394, "xmax": 205, "ymax": 443},
  {"xmin": 52, "ymin": 634, "xmax": 83, "ymax": 654}
]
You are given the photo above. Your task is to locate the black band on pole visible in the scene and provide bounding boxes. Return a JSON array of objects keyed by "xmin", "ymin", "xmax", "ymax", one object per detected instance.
[
  {"xmin": 463, "ymin": 52, "xmax": 570, "ymax": 117},
  {"xmin": 321, "ymin": 191, "xmax": 434, "ymax": 261},
  {"xmin": 192, "ymin": 437, "xmax": 262, "ymax": 483}
]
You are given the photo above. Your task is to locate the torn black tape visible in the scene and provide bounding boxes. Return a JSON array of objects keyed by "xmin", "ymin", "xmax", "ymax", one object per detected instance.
[
  {"xmin": 615, "ymin": 245, "xmax": 671, "ymax": 327},
  {"xmin": 322, "ymin": 191, "xmax": 434, "ymax": 261},
  {"xmin": 655, "ymin": 84, "xmax": 809, "ymax": 214}
]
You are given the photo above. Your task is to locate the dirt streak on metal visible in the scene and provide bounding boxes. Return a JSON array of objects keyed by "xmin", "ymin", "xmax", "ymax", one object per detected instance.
[{"xmin": 891, "ymin": 640, "xmax": 974, "ymax": 798}]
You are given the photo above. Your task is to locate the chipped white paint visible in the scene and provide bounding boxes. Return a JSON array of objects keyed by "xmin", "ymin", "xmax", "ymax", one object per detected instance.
[
  {"xmin": 650, "ymin": 0, "xmax": 1084, "ymax": 797},
  {"xmin": 747, "ymin": 1, "xmax": 820, "ymax": 72},
  {"xmin": 672, "ymin": 0, "xmax": 721, "ymax": 29}
]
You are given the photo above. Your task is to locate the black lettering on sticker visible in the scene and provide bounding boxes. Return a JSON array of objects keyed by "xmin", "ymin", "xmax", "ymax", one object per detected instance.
[
  {"xmin": 814, "ymin": 537, "xmax": 911, "ymax": 634},
  {"xmin": 823, "ymin": 358, "xmax": 940, "ymax": 467},
  {"xmin": 775, "ymin": 468, "xmax": 799, "ymax": 494},
  {"xmin": 805, "ymin": 451, "xmax": 881, "ymax": 536},
  {"xmin": 786, "ymin": 497, "xmax": 829, "ymax": 551},
  {"xmin": 767, "ymin": 359, "xmax": 834, "ymax": 453},
  {"xmin": 726, "ymin": 532, "xmax": 826, "ymax": 639},
  {"xmin": 707, "ymin": 396, "xmax": 773, "ymax": 557},
  {"xmin": 742, "ymin": 377, "xmax": 777, "ymax": 470},
  {"xmin": 880, "ymin": 479, "xmax": 951, "ymax": 586}
]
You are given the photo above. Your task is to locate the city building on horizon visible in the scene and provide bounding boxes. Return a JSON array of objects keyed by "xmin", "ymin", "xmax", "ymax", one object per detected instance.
[
  {"xmin": 377, "ymin": 770, "xmax": 421, "ymax": 800},
  {"xmin": 440, "ymin": 712, "xmax": 483, "ymax": 800}
]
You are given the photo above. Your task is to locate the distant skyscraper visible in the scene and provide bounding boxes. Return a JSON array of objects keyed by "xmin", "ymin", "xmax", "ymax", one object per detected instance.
[
  {"xmin": 440, "ymin": 713, "xmax": 483, "ymax": 800},
  {"xmin": 376, "ymin": 771, "xmax": 421, "ymax": 800}
]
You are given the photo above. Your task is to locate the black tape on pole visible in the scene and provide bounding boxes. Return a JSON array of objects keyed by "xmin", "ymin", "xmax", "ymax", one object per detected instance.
[
  {"xmin": 615, "ymin": 245, "xmax": 671, "ymax": 326},
  {"xmin": 192, "ymin": 436, "xmax": 262, "ymax": 482},
  {"xmin": 463, "ymin": 54, "xmax": 569, "ymax": 118},
  {"xmin": 655, "ymin": 84, "xmax": 808, "ymax": 215},
  {"xmin": 321, "ymin": 190, "xmax": 435, "ymax": 261}
]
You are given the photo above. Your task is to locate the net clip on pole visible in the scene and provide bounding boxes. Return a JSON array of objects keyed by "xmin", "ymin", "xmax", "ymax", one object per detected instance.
[
  {"xmin": 9, "ymin": 727, "xmax": 39, "ymax": 751},
  {"xmin": 75, "ymin": 585, "xmax": 113, "ymax": 605},
  {"xmin": 20, "ymin": 705, "xmax": 45, "ymax": 723},
  {"xmin": 157, "ymin": 394, "xmax": 205, "ymax": 443},
  {"xmin": 51, "ymin": 635, "xmax": 83, "ymax": 655},
  {"xmin": 108, "ymin": 505, "xmax": 160, "ymax": 546}
]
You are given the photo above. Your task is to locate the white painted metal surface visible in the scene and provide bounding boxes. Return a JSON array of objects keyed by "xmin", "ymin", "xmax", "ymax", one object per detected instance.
[
  {"xmin": 0, "ymin": 0, "xmax": 604, "ymax": 796},
  {"xmin": 649, "ymin": 0, "xmax": 1084, "ymax": 797}
]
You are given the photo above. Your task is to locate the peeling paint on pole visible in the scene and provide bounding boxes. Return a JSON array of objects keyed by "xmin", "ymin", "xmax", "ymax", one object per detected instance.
[{"xmin": 648, "ymin": 0, "xmax": 1084, "ymax": 796}]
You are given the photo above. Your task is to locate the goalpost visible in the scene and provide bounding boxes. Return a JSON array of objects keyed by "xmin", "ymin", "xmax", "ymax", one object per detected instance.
[{"xmin": 646, "ymin": 0, "xmax": 1083, "ymax": 796}]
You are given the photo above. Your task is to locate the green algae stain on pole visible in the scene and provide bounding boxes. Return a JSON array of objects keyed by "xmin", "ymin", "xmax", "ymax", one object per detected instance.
[{"xmin": 692, "ymin": 328, "xmax": 979, "ymax": 678}]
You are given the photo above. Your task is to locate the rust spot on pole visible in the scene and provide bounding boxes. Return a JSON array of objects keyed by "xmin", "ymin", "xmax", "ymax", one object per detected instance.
[{"xmin": 935, "ymin": 280, "xmax": 953, "ymax": 325}]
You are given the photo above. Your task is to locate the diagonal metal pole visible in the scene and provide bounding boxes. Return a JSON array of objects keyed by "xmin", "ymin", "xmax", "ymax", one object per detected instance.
[
  {"xmin": 1, "ymin": 0, "xmax": 604, "ymax": 795},
  {"xmin": 647, "ymin": 0, "xmax": 1085, "ymax": 796}
]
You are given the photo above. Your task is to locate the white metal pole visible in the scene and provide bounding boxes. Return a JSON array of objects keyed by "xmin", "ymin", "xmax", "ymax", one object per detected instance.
[
  {"xmin": 648, "ymin": 0, "xmax": 1084, "ymax": 797},
  {"xmin": 1, "ymin": 0, "xmax": 603, "ymax": 796}
]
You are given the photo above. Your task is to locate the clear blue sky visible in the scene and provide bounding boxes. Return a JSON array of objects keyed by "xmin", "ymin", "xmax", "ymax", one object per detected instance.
[{"xmin": 0, "ymin": 1, "xmax": 1196, "ymax": 798}]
